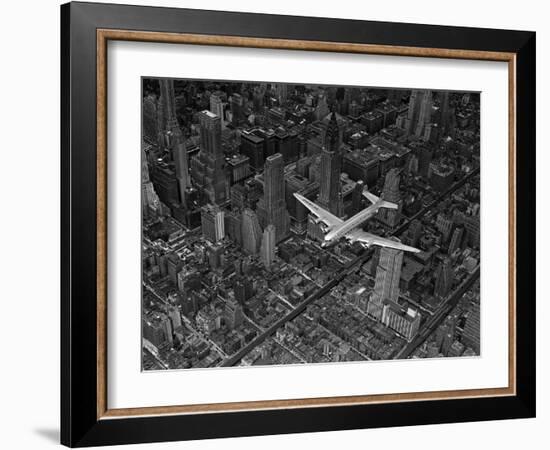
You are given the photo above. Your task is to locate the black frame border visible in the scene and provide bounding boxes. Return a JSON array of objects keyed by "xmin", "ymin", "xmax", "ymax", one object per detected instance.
[{"xmin": 61, "ymin": 2, "xmax": 536, "ymax": 447}]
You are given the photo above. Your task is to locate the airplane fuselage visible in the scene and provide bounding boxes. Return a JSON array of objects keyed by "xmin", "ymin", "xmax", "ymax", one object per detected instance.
[{"xmin": 323, "ymin": 201, "xmax": 382, "ymax": 245}]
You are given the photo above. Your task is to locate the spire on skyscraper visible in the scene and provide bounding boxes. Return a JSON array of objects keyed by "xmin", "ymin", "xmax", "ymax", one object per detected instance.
[{"xmin": 324, "ymin": 104, "xmax": 340, "ymax": 152}]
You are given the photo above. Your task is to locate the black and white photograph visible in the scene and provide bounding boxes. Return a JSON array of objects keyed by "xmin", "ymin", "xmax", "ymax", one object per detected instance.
[
  {"xmin": 141, "ymin": 79, "xmax": 481, "ymax": 371},
  {"xmin": 0, "ymin": 0, "xmax": 542, "ymax": 448}
]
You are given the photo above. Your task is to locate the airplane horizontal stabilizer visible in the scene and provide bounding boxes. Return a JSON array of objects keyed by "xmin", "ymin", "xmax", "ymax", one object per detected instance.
[
  {"xmin": 379, "ymin": 200, "xmax": 398, "ymax": 210},
  {"xmin": 362, "ymin": 190, "xmax": 379, "ymax": 204},
  {"xmin": 362, "ymin": 190, "xmax": 398, "ymax": 210}
]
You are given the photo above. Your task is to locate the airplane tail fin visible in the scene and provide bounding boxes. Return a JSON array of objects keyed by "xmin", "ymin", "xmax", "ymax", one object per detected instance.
[{"xmin": 362, "ymin": 190, "xmax": 398, "ymax": 209}]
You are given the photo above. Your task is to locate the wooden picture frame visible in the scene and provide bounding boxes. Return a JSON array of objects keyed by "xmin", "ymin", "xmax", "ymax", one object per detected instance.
[{"xmin": 61, "ymin": 1, "xmax": 535, "ymax": 447}]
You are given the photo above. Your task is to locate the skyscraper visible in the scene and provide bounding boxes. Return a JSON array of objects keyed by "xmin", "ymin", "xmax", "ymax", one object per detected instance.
[
  {"xmin": 448, "ymin": 225, "xmax": 465, "ymax": 255},
  {"xmin": 233, "ymin": 278, "xmax": 253, "ymax": 304},
  {"xmin": 190, "ymin": 110, "xmax": 228, "ymax": 204},
  {"xmin": 462, "ymin": 302, "xmax": 480, "ymax": 353},
  {"xmin": 434, "ymin": 257, "xmax": 454, "ymax": 299},
  {"xmin": 275, "ymin": 83, "xmax": 288, "ymax": 105},
  {"xmin": 252, "ymin": 85, "xmax": 266, "ymax": 112},
  {"xmin": 256, "ymin": 153, "xmax": 290, "ymax": 242},
  {"xmin": 199, "ymin": 110, "xmax": 221, "ymax": 157},
  {"xmin": 260, "ymin": 224, "xmax": 276, "ymax": 269},
  {"xmin": 404, "ymin": 219, "xmax": 423, "ymax": 247},
  {"xmin": 209, "ymin": 92, "xmax": 225, "ymax": 128},
  {"xmin": 439, "ymin": 90, "xmax": 450, "ymax": 135},
  {"xmin": 159, "ymin": 78, "xmax": 178, "ymax": 132},
  {"xmin": 200, "ymin": 204, "xmax": 225, "ymax": 243},
  {"xmin": 405, "ymin": 90, "xmax": 433, "ymax": 139},
  {"xmin": 377, "ymin": 168, "xmax": 401, "ymax": 228},
  {"xmin": 314, "ymin": 94, "xmax": 329, "ymax": 121},
  {"xmin": 224, "ymin": 299, "xmax": 244, "ymax": 330},
  {"xmin": 230, "ymin": 93, "xmax": 244, "ymax": 126},
  {"xmin": 172, "ymin": 138, "xmax": 189, "ymax": 205},
  {"xmin": 317, "ymin": 111, "xmax": 343, "ymax": 217},
  {"xmin": 418, "ymin": 145, "xmax": 433, "ymax": 178},
  {"xmin": 367, "ymin": 245, "xmax": 404, "ymax": 320},
  {"xmin": 142, "ymin": 145, "xmax": 162, "ymax": 218},
  {"xmin": 142, "ymin": 94, "xmax": 160, "ymax": 143},
  {"xmin": 352, "ymin": 180, "xmax": 365, "ymax": 214},
  {"xmin": 241, "ymin": 208, "xmax": 262, "ymax": 255}
]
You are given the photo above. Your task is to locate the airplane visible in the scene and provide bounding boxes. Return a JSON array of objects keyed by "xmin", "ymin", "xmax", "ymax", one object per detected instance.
[{"xmin": 294, "ymin": 190, "xmax": 420, "ymax": 253}]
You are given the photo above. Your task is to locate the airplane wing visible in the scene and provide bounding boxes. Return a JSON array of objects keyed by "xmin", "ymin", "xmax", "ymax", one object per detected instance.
[
  {"xmin": 345, "ymin": 229, "xmax": 420, "ymax": 253},
  {"xmin": 294, "ymin": 193, "xmax": 343, "ymax": 229}
]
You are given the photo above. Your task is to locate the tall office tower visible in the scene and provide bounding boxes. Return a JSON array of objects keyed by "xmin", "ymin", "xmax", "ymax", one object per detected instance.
[
  {"xmin": 377, "ymin": 168, "xmax": 401, "ymax": 228},
  {"xmin": 224, "ymin": 299, "xmax": 244, "ymax": 330},
  {"xmin": 200, "ymin": 204, "xmax": 225, "ymax": 243},
  {"xmin": 439, "ymin": 91, "xmax": 450, "ymax": 135},
  {"xmin": 275, "ymin": 83, "xmax": 288, "ymax": 105},
  {"xmin": 462, "ymin": 302, "xmax": 480, "ymax": 354},
  {"xmin": 241, "ymin": 208, "xmax": 262, "ymax": 255},
  {"xmin": 405, "ymin": 90, "xmax": 433, "ymax": 139},
  {"xmin": 224, "ymin": 210, "xmax": 243, "ymax": 246},
  {"xmin": 256, "ymin": 153, "xmax": 290, "ymax": 242},
  {"xmin": 463, "ymin": 213, "xmax": 480, "ymax": 249},
  {"xmin": 142, "ymin": 145, "xmax": 151, "ymax": 184},
  {"xmin": 418, "ymin": 145, "xmax": 434, "ymax": 178},
  {"xmin": 230, "ymin": 93, "xmax": 245, "ymax": 126},
  {"xmin": 434, "ymin": 257, "xmax": 455, "ymax": 299},
  {"xmin": 448, "ymin": 225, "xmax": 465, "ymax": 255},
  {"xmin": 367, "ymin": 245, "xmax": 404, "ymax": 320},
  {"xmin": 240, "ymin": 131, "xmax": 265, "ymax": 170},
  {"xmin": 252, "ymin": 85, "xmax": 266, "ymax": 112},
  {"xmin": 172, "ymin": 137, "xmax": 190, "ymax": 205},
  {"xmin": 230, "ymin": 184, "xmax": 248, "ymax": 211},
  {"xmin": 159, "ymin": 78, "xmax": 178, "ymax": 134},
  {"xmin": 352, "ymin": 180, "xmax": 365, "ymax": 214},
  {"xmin": 209, "ymin": 92, "xmax": 225, "ymax": 128},
  {"xmin": 167, "ymin": 305, "xmax": 182, "ymax": 331},
  {"xmin": 315, "ymin": 94, "xmax": 330, "ymax": 121},
  {"xmin": 142, "ymin": 147, "xmax": 162, "ymax": 217},
  {"xmin": 406, "ymin": 154, "xmax": 419, "ymax": 175},
  {"xmin": 227, "ymin": 154, "xmax": 251, "ymax": 185},
  {"xmin": 369, "ymin": 247, "xmax": 381, "ymax": 277},
  {"xmin": 142, "ymin": 94, "xmax": 159, "ymax": 143},
  {"xmin": 190, "ymin": 110, "xmax": 228, "ymax": 204},
  {"xmin": 316, "ymin": 111, "xmax": 343, "ymax": 216},
  {"xmin": 233, "ymin": 277, "xmax": 253, "ymax": 304},
  {"xmin": 260, "ymin": 224, "xmax": 276, "ymax": 269},
  {"xmin": 404, "ymin": 218, "xmax": 423, "ymax": 247}
]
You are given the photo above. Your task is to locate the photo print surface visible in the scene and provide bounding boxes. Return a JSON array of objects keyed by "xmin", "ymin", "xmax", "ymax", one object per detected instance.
[{"xmin": 141, "ymin": 78, "xmax": 481, "ymax": 371}]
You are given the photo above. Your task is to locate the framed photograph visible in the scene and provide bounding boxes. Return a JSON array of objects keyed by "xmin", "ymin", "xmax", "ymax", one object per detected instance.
[{"xmin": 61, "ymin": 1, "xmax": 536, "ymax": 447}]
